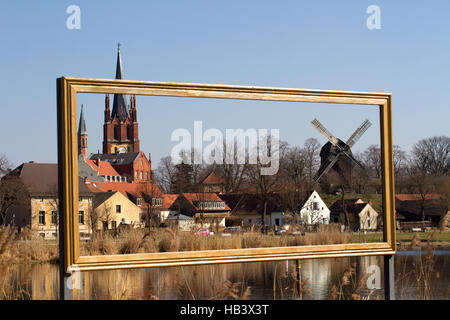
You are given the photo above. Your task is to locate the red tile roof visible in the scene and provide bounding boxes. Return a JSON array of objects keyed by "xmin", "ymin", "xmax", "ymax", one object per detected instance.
[
  {"xmin": 182, "ymin": 193, "xmax": 231, "ymax": 211},
  {"xmin": 395, "ymin": 194, "xmax": 441, "ymax": 201},
  {"xmin": 87, "ymin": 181, "xmax": 162, "ymax": 198},
  {"xmin": 200, "ymin": 172, "xmax": 225, "ymax": 185},
  {"xmin": 161, "ymin": 194, "xmax": 179, "ymax": 210},
  {"xmin": 86, "ymin": 159, "xmax": 120, "ymax": 177}
]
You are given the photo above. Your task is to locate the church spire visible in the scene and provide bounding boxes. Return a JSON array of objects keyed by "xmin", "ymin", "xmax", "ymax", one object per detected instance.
[
  {"xmin": 111, "ymin": 43, "xmax": 128, "ymax": 119},
  {"xmin": 78, "ymin": 104, "xmax": 87, "ymax": 135},
  {"xmin": 78, "ymin": 104, "xmax": 88, "ymax": 159}
]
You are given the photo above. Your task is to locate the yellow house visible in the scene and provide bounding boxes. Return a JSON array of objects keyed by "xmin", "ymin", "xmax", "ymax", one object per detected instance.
[
  {"xmin": 4, "ymin": 162, "xmax": 93, "ymax": 239},
  {"xmin": 93, "ymin": 191, "xmax": 142, "ymax": 230}
]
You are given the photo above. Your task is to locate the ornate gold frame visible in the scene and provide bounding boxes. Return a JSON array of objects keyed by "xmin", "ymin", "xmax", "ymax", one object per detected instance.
[{"xmin": 57, "ymin": 77, "xmax": 396, "ymax": 272}]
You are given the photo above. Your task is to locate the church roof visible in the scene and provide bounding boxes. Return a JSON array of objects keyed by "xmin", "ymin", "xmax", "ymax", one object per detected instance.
[
  {"xmin": 90, "ymin": 152, "xmax": 140, "ymax": 165},
  {"xmin": 110, "ymin": 45, "xmax": 129, "ymax": 119},
  {"xmin": 78, "ymin": 104, "xmax": 87, "ymax": 135}
]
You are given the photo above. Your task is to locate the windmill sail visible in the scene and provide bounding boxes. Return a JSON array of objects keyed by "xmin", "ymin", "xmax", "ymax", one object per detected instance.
[
  {"xmin": 314, "ymin": 154, "xmax": 340, "ymax": 181},
  {"xmin": 311, "ymin": 118, "xmax": 339, "ymax": 146},
  {"xmin": 346, "ymin": 119, "xmax": 372, "ymax": 148}
]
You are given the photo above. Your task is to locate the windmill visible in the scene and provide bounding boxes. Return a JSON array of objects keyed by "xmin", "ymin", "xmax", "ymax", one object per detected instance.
[{"xmin": 311, "ymin": 118, "xmax": 372, "ymax": 188}]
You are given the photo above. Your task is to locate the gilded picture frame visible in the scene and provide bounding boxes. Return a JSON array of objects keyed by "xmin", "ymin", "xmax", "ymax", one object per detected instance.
[{"xmin": 57, "ymin": 77, "xmax": 396, "ymax": 272}]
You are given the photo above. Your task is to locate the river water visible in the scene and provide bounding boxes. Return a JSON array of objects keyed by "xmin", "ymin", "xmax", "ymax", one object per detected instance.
[{"xmin": 2, "ymin": 248, "xmax": 449, "ymax": 300}]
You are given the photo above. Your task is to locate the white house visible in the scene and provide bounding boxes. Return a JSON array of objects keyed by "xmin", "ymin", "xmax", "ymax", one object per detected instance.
[
  {"xmin": 329, "ymin": 198, "xmax": 379, "ymax": 231},
  {"xmin": 299, "ymin": 190, "xmax": 330, "ymax": 225},
  {"xmin": 167, "ymin": 213, "xmax": 195, "ymax": 231}
]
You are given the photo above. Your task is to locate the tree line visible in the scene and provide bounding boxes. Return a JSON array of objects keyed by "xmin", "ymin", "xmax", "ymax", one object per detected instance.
[
  {"xmin": 154, "ymin": 135, "xmax": 449, "ymax": 229},
  {"xmin": 0, "ymin": 136, "xmax": 448, "ymax": 228}
]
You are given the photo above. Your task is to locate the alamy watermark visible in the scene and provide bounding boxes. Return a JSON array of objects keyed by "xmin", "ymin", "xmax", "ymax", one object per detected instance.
[
  {"xmin": 65, "ymin": 266, "xmax": 81, "ymax": 290},
  {"xmin": 66, "ymin": 5, "xmax": 81, "ymax": 30},
  {"xmin": 171, "ymin": 121, "xmax": 280, "ymax": 175},
  {"xmin": 366, "ymin": 265, "xmax": 382, "ymax": 290},
  {"xmin": 366, "ymin": 5, "xmax": 381, "ymax": 30}
]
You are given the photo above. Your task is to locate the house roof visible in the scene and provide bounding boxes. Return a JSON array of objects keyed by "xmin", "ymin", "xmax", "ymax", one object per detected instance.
[
  {"xmin": 86, "ymin": 159, "xmax": 121, "ymax": 177},
  {"xmin": 395, "ymin": 194, "xmax": 441, "ymax": 202},
  {"xmin": 86, "ymin": 180, "xmax": 162, "ymax": 198},
  {"xmin": 161, "ymin": 194, "xmax": 179, "ymax": 210},
  {"xmin": 395, "ymin": 199, "xmax": 446, "ymax": 218},
  {"xmin": 181, "ymin": 193, "xmax": 231, "ymax": 211},
  {"xmin": 90, "ymin": 152, "xmax": 140, "ymax": 165},
  {"xmin": 329, "ymin": 199, "xmax": 370, "ymax": 217},
  {"xmin": 220, "ymin": 193, "xmax": 280, "ymax": 216},
  {"xmin": 92, "ymin": 191, "xmax": 116, "ymax": 209},
  {"xmin": 10, "ymin": 162, "xmax": 93, "ymax": 197},
  {"xmin": 200, "ymin": 172, "xmax": 225, "ymax": 185}
]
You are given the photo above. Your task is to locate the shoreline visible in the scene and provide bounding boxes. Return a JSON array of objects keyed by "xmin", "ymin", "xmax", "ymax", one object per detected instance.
[{"xmin": 397, "ymin": 241, "xmax": 450, "ymax": 251}]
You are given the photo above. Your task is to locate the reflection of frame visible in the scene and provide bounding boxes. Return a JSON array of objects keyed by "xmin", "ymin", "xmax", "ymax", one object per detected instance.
[{"xmin": 57, "ymin": 77, "xmax": 396, "ymax": 272}]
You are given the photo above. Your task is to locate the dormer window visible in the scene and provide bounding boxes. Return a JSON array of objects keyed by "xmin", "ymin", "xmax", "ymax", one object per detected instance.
[
  {"xmin": 198, "ymin": 201, "xmax": 225, "ymax": 210},
  {"xmin": 151, "ymin": 198, "xmax": 163, "ymax": 206},
  {"xmin": 137, "ymin": 198, "xmax": 142, "ymax": 206}
]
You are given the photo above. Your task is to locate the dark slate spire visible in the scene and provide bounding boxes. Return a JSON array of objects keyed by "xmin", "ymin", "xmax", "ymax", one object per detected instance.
[
  {"xmin": 78, "ymin": 104, "xmax": 87, "ymax": 135},
  {"xmin": 111, "ymin": 43, "xmax": 128, "ymax": 119}
]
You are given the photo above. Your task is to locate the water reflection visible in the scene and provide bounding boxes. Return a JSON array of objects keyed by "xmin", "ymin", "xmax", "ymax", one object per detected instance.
[{"xmin": 4, "ymin": 250, "xmax": 449, "ymax": 300}]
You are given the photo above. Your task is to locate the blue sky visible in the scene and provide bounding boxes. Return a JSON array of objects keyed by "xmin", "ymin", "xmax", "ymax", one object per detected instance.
[{"xmin": 1, "ymin": 1, "xmax": 449, "ymax": 167}]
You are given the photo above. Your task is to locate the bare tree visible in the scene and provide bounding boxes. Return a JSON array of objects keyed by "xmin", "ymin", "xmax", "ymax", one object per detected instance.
[
  {"xmin": 95, "ymin": 201, "xmax": 115, "ymax": 232},
  {"xmin": 411, "ymin": 136, "xmax": 449, "ymax": 176},
  {"xmin": 405, "ymin": 170, "xmax": 436, "ymax": 223},
  {"xmin": 214, "ymin": 141, "xmax": 249, "ymax": 193},
  {"xmin": 139, "ymin": 183, "xmax": 162, "ymax": 231},
  {"xmin": 406, "ymin": 136, "xmax": 449, "ymax": 223},
  {"xmin": 303, "ymin": 138, "xmax": 321, "ymax": 188},
  {"xmin": 361, "ymin": 145, "xmax": 382, "ymax": 179},
  {"xmin": 155, "ymin": 156, "xmax": 177, "ymax": 194},
  {"xmin": 0, "ymin": 154, "xmax": 12, "ymax": 178},
  {"xmin": 277, "ymin": 146, "xmax": 308, "ymax": 223},
  {"xmin": 246, "ymin": 138, "xmax": 287, "ymax": 233},
  {"xmin": 0, "ymin": 174, "xmax": 27, "ymax": 226}
]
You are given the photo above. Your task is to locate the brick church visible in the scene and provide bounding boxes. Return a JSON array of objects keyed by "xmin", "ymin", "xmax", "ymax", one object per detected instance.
[{"xmin": 77, "ymin": 46, "xmax": 154, "ymax": 186}]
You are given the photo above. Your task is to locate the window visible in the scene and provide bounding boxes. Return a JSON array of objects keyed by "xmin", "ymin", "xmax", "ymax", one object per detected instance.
[
  {"xmin": 51, "ymin": 211, "xmax": 57, "ymax": 225},
  {"xmin": 79, "ymin": 211, "xmax": 84, "ymax": 225},
  {"xmin": 116, "ymin": 205, "xmax": 121, "ymax": 213},
  {"xmin": 111, "ymin": 221, "xmax": 117, "ymax": 229},
  {"xmin": 152, "ymin": 198, "xmax": 163, "ymax": 206},
  {"xmin": 145, "ymin": 172, "xmax": 148, "ymax": 180},
  {"xmin": 135, "ymin": 171, "xmax": 138, "ymax": 179},
  {"xmin": 312, "ymin": 202, "xmax": 319, "ymax": 210},
  {"xmin": 38, "ymin": 211, "xmax": 45, "ymax": 225},
  {"xmin": 140, "ymin": 171, "xmax": 143, "ymax": 180},
  {"xmin": 102, "ymin": 221, "xmax": 108, "ymax": 230},
  {"xmin": 137, "ymin": 198, "xmax": 142, "ymax": 206}
]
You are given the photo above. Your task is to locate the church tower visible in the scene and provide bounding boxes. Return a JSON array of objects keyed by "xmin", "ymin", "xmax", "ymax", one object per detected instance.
[
  {"xmin": 78, "ymin": 104, "xmax": 88, "ymax": 159},
  {"xmin": 103, "ymin": 44, "xmax": 140, "ymax": 154}
]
